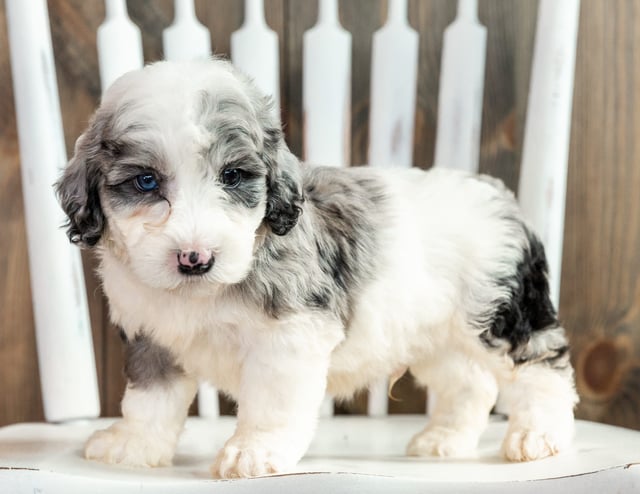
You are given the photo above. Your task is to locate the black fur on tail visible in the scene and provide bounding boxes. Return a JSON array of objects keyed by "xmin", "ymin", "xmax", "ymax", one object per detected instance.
[{"xmin": 480, "ymin": 227, "xmax": 570, "ymax": 367}]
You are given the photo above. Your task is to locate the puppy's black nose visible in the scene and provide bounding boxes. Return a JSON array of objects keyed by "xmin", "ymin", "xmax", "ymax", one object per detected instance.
[{"xmin": 177, "ymin": 250, "xmax": 214, "ymax": 275}]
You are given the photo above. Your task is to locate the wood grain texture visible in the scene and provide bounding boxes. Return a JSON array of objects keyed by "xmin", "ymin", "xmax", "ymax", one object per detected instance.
[
  {"xmin": 281, "ymin": 0, "xmax": 317, "ymax": 158},
  {"xmin": 478, "ymin": 0, "xmax": 538, "ymax": 192},
  {"xmin": 48, "ymin": 0, "xmax": 110, "ymax": 417},
  {"xmin": 411, "ymin": 0, "xmax": 454, "ymax": 170},
  {"xmin": 0, "ymin": 0, "xmax": 44, "ymax": 425},
  {"xmin": 0, "ymin": 0, "xmax": 639, "ymax": 431},
  {"xmin": 562, "ymin": 0, "xmax": 640, "ymax": 429}
]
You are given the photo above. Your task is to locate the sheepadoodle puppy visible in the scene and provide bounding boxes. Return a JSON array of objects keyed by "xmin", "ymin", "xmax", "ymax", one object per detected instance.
[{"xmin": 56, "ymin": 59, "xmax": 577, "ymax": 478}]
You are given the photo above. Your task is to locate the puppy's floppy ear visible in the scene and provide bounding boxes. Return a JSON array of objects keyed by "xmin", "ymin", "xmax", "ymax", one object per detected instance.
[
  {"xmin": 226, "ymin": 63, "xmax": 303, "ymax": 235},
  {"xmin": 55, "ymin": 113, "xmax": 108, "ymax": 247},
  {"xmin": 261, "ymin": 124, "xmax": 304, "ymax": 236}
]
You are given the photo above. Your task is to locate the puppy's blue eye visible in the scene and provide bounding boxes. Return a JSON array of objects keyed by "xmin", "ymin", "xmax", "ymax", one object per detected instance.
[
  {"xmin": 134, "ymin": 173, "xmax": 159, "ymax": 192},
  {"xmin": 222, "ymin": 168, "xmax": 242, "ymax": 188}
]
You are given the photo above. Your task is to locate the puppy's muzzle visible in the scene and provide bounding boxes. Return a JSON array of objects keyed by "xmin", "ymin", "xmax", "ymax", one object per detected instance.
[{"xmin": 177, "ymin": 249, "xmax": 214, "ymax": 275}]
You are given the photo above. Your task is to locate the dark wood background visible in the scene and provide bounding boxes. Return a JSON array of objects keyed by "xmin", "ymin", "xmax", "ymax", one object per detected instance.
[{"xmin": 1, "ymin": 0, "xmax": 639, "ymax": 428}]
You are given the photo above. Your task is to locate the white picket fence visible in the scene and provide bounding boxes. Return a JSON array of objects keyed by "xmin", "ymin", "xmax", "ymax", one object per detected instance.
[{"xmin": 6, "ymin": 0, "xmax": 580, "ymax": 423}]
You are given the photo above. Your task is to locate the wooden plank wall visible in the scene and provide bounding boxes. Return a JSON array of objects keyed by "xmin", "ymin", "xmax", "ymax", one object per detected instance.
[{"xmin": 0, "ymin": 0, "xmax": 639, "ymax": 429}]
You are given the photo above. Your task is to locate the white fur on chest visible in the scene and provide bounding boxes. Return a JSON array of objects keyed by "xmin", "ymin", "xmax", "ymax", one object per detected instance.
[
  {"xmin": 100, "ymin": 251, "xmax": 347, "ymax": 395},
  {"xmin": 101, "ymin": 252, "xmax": 248, "ymax": 389}
]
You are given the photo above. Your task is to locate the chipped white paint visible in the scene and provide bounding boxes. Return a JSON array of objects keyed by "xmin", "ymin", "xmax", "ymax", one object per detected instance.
[
  {"xmin": 434, "ymin": 0, "xmax": 487, "ymax": 173},
  {"xmin": 368, "ymin": 0, "xmax": 419, "ymax": 169},
  {"xmin": 97, "ymin": 0, "xmax": 144, "ymax": 94},
  {"xmin": 231, "ymin": 0, "xmax": 280, "ymax": 117},
  {"xmin": 161, "ymin": 0, "xmax": 218, "ymax": 418},
  {"xmin": 2, "ymin": 418, "xmax": 640, "ymax": 491},
  {"xmin": 163, "ymin": 0, "xmax": 212, "ymax": 62},
  {"xmin": 5, "ymin": 0, "xmax": 99, "ymax": 422},
  {"xmin": 303, "ymin": 0, "xmax": 352, "ymax": 166},
  {"xmin": 518, "ymin": 0, "xmax": 581, "ymax": 308},
  {"xmin": 367, "ymin": 0, "xmax": 418, "ymax": 415}
]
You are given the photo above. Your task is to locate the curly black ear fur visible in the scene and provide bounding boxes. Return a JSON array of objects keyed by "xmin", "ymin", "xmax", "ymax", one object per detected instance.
[
  {"xmin": 55, "ymin": 116, "xmax": 107, "ymax": 247},
  {"xmin": 261, "ymin": 126, "xmax": 304, "ymax": 236},
  {"xmin": 226, "ymin": 63, "xmax": 304, "ymax": 236}
]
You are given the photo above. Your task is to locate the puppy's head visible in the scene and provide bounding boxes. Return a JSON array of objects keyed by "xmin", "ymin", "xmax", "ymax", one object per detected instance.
[{"xmin": 56, "ymin": 59, "xmax": 303, "ymax": 290}]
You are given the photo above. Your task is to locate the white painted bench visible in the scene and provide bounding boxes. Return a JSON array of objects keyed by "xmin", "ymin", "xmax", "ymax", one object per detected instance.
[{"xmin": 2, "ymin": 0, "xmax": 640, "ymax": 492}]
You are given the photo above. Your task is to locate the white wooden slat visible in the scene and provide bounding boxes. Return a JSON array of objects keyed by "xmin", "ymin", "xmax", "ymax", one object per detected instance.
[
  {"xmin": 3, "ymin": 418, "xmax": 640, "ymax": 491},
  {"xmin": 205, "ymin": 0, "xmax": 283, "ymax": 419},
  {"xmin": 319, "ymin": 395, "xmax": 334, "ymax": 417},
  {"xmin": 433, "ymin": 0, "xmax": 487, "ymax": 173},
  {"xmin": 367, "ymin": 380, "xmax": 391, "ymax": 417},
  {"xmin": 302, "ymin": 0, "xmax": 352, "ymax": 417},
  {"xmin": 428, "ymin": 0, "xmax": 487, "ymax": 417},
  {"xmin": 366, "ymin": 0, "xmax": 418, "ymax": 416},
  {"xmin": 163, "ymin": 0, "xmax": 212, "ymax": 62},
  {"xmin": 303, "ymin": 0, "xmax": 352, "ymax": 166},
  {"xmin": 97, "ymin": 0, "xmax": 144, "ymax": 94},
  {"xmin": 518, "ymin": 0, "xmax": 581, "ymax": 308},
  {"xmin": 161, "ymin": 0, "xmax": 219, "ymax": 419},
  {"xmin": 197, "ymin": 382, "xmax": 220, "ymax": 419},
  {"xmin": 5, "ymin": 0, "xmax": 100, "ymax": 422},
  {"xmin": 368, "ymin": 0, "xmax": 419, "ymax": 168},
  {"xmin": 231, "ymin": 0, "xmax": 280, "ymax": 117}
]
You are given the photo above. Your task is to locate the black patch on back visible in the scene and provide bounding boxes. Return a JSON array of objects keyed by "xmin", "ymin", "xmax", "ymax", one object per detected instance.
[
  {"xmin": 123, "ymin": 332, "xmax": 184, "ymax": 387},
  {"xmin": 308, "ymin": 173, "xmax": 384, "ymax": 310},
  {"xmin": 487, "ymin": 228, "xmax": 558, "ymax": 351},
  {"xmin": 304, "ymin": 170, "xmax": 388, "ymax": 322}
]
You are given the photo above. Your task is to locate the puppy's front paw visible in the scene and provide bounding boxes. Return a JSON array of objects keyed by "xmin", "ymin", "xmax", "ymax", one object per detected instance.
[
  {"xmin": 406, "ymin": 426, "xmax": 479, "ymax": 458},
  {"xmin": 211, "ymin": 435, "xmax": 294, "ymax": 479},
  {"xmin": 85, "ymin": 421, "xmax": 176, "ymax": 467},
  {"xmin": 501, "ymin": 428, "xmax": 565, "ymax": 462}
]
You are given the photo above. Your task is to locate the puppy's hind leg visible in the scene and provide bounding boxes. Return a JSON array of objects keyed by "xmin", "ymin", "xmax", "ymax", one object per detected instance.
[
  {"xmin": 498, "ymin": 327, "xmax": 578, "ymax": 462},
  {"xmin": 407, "ymin": 351, "xmax": 498, "ymax": 458}
]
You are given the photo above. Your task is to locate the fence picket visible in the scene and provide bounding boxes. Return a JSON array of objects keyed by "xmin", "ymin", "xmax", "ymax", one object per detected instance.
[
  {"xmin": 163, "ymin": 0, "xmax": 212, "ymax": 62},
  {"xmin": 97, "ymin": 0, "xmax": 144, "ymax": 93},
  {"xmin": 303, "ymin": 0, "xmax": 351, "ymax": 166}
]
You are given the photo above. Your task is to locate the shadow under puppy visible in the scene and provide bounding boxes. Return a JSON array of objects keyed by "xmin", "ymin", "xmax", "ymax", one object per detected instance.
[{"xmin": 56, "ymin": 59, "xmax": 577, "ymax": 478}]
